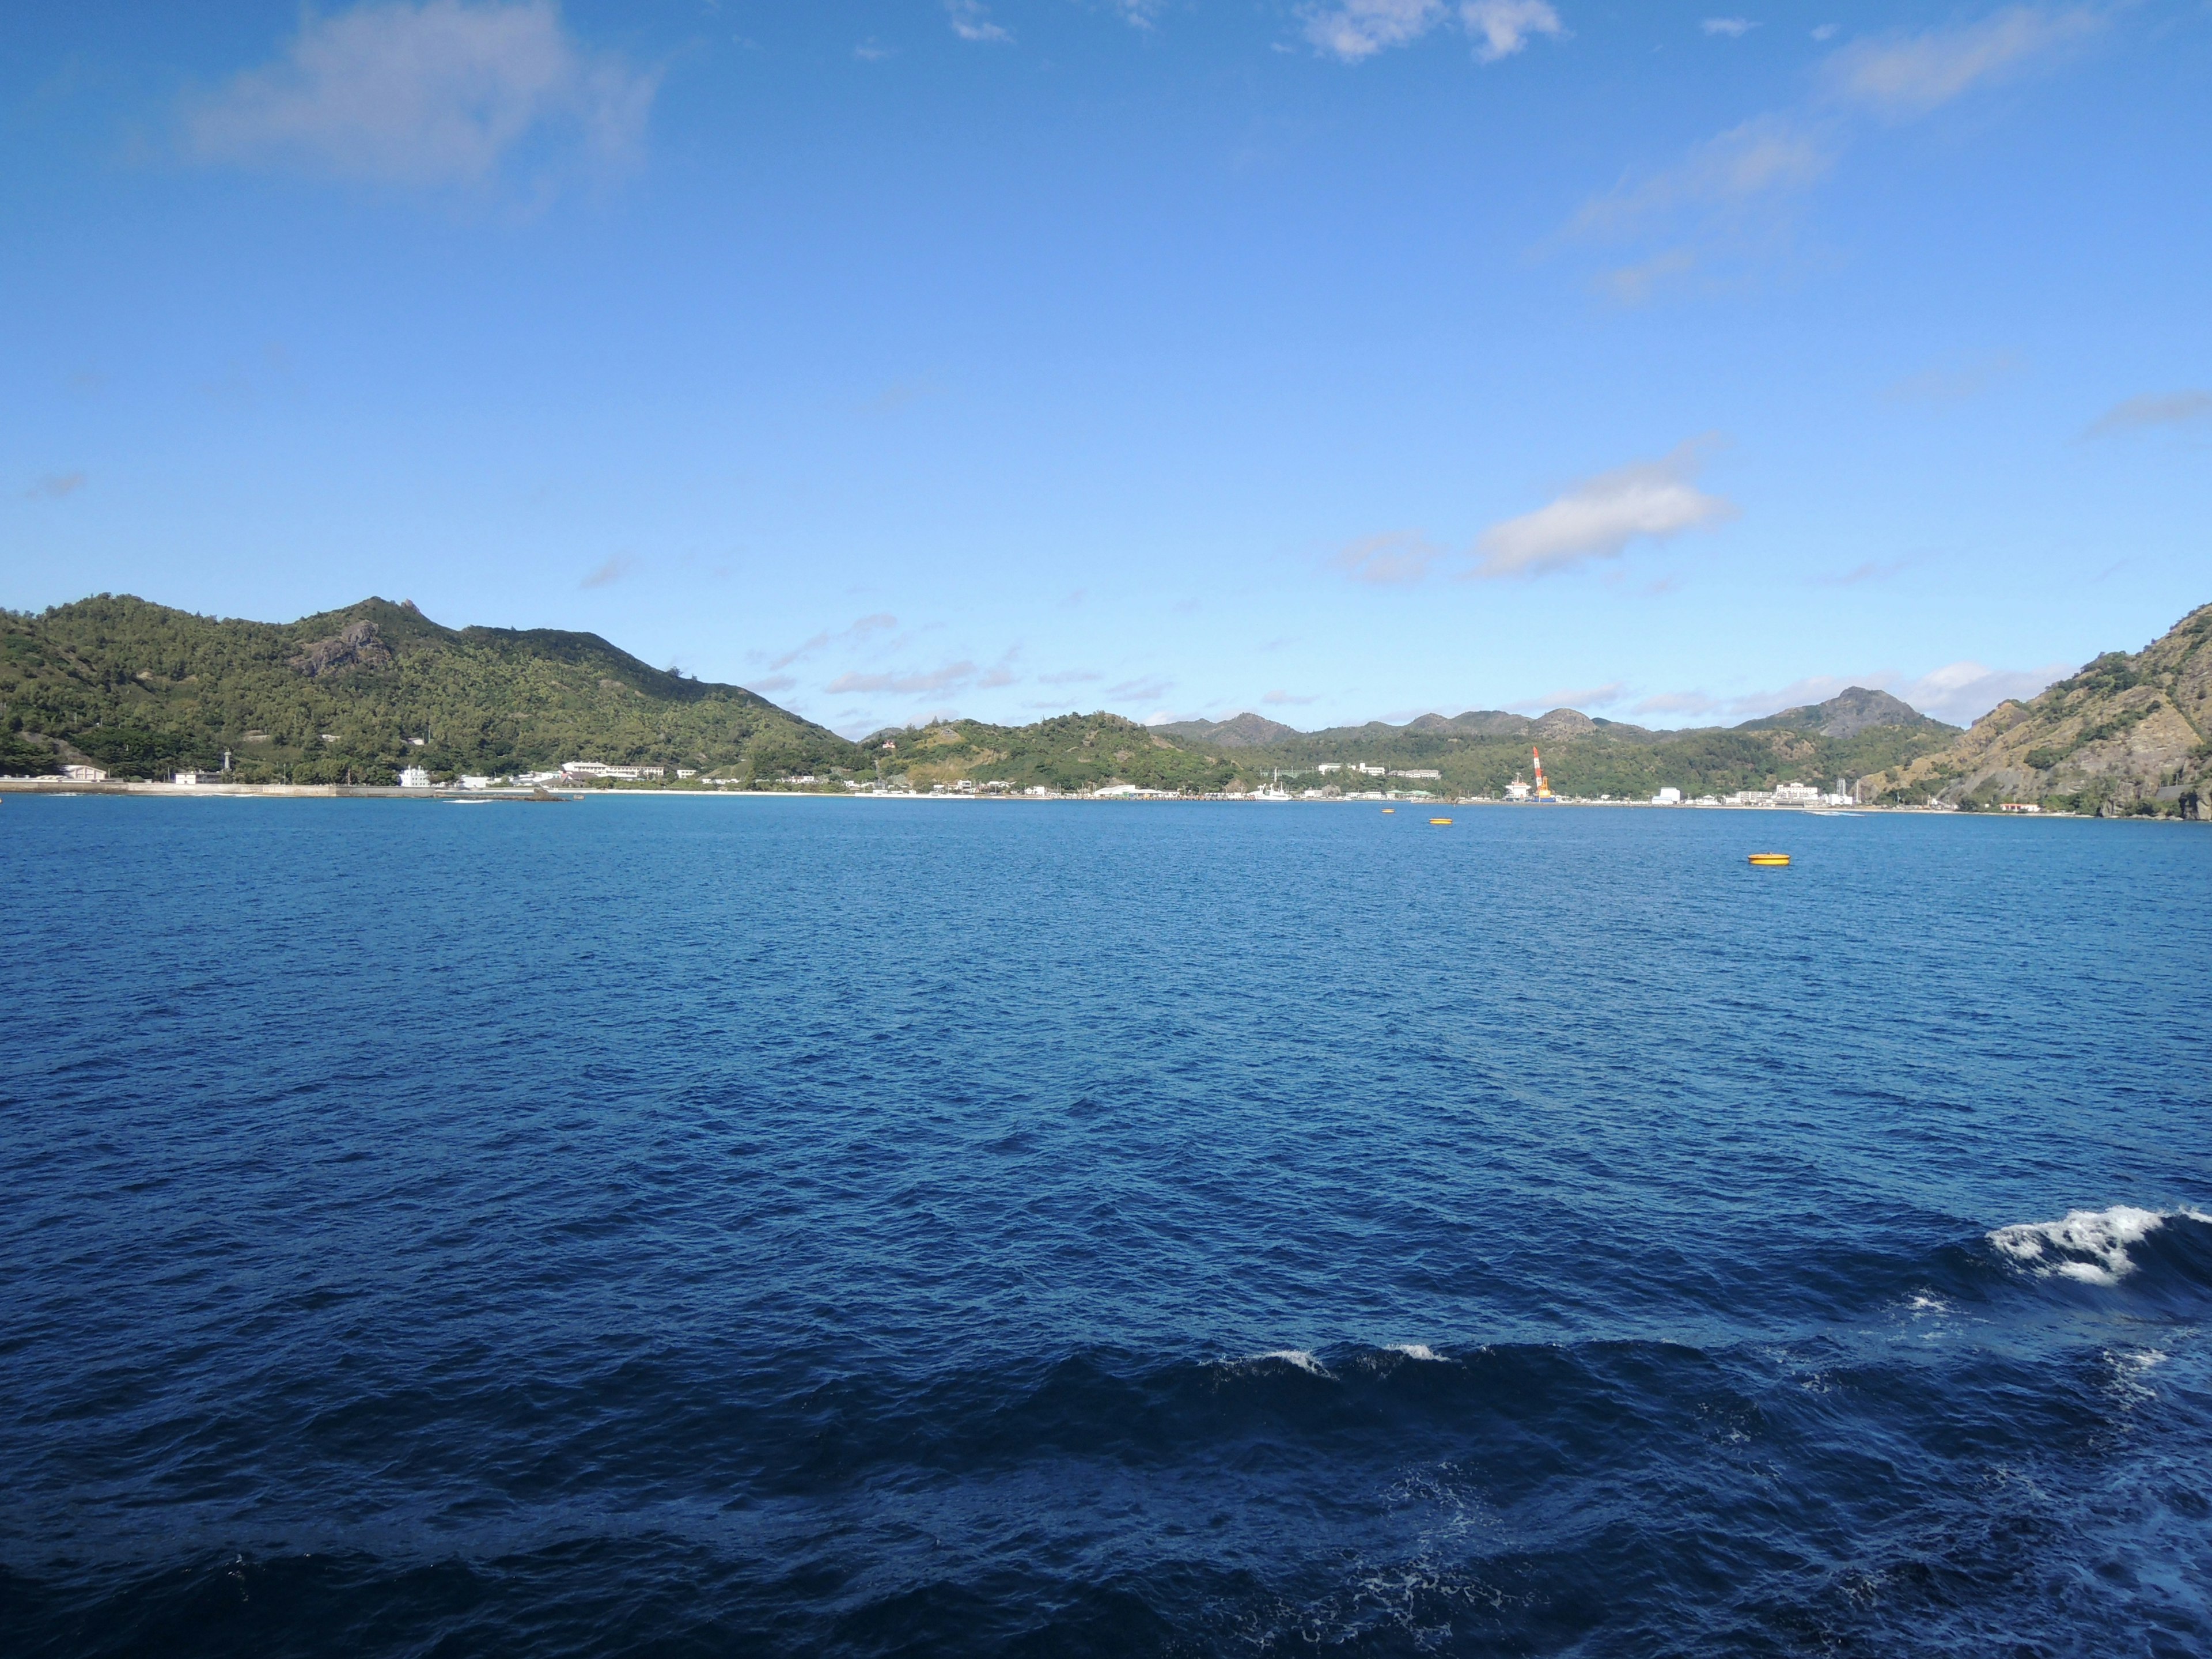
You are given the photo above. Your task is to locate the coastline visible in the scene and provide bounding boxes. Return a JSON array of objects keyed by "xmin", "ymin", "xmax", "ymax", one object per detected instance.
[{"xmin": 0, "ymin": 778, "xmax": 2099, "ymax": 814}]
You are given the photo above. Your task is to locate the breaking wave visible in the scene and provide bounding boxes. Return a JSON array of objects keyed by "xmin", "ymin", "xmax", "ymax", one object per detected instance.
[{"xmin": 1987, "ymin": 1206, "xmax": 2211, "ymax": 1286}]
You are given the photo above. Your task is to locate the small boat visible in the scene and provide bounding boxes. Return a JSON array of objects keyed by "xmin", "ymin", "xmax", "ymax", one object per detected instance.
[{"xmin": 1747, "ymin": 853, "xmax": 1790, "ymax": 866}]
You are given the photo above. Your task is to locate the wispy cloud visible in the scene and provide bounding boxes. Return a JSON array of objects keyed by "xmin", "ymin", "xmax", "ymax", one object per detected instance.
[
  {"xmin": 1815, "ymin": 558, "xmax": 1914, "ymax": 587},
  {"xmin": 1511, "ymin": 680, "xmax": 1625, "ymax": 712},
  {"xmin": 1335, "ymin": 530, "xmax": 1446, "ymax": 585},
  {"xmin": 1702, "ymin": 17, "xmax": 1756, "ymax": 38},
  {"xmin": 764, "ymin": 612, "xmax": 897, "ymax": 672},
  {"xmin": 1884, "ymin": 353, "xmax": 2020, "ymax": 406},
  {"xmin": 1262, "ymin": 689, "xmax": 1320, "ymax": 706},
  {"xmin": 828, "ymin": 661, "xmax": 979, "ymax": 696},
  {"xmin": 945, "ymin": 0, "xmax": 1012, "ymax": 44},
  {"xmin": 1108, "ymin": 675, "xmax": 1173, "ymax": 702},
  {"xmin": 1821, "ymin": 6, "xmax": 2103, "ymax": 118},
  {"xmin": 1464, "ymin": 1, "xmax": 1565, "ymax": 62},
  {"xmin": 579, "ymin": 555, "xmax": 629, "ymax": 588},
  {"xmin": 184, "ymin": 0, "xmax": 657, "ymax": 187},
  {"xmin": 1301, "ymin": 0, "xmax": 1561, "ymax": 65},
  {"xmin": 1037, "ymin": 669, "xmax": 1103, "ymax": 685},
  {"xmin": 1641, "ymin": 659, "xmax": 2071, "ymax": 728},
  {"xmin": 853, "ymin": 37, "xmax": 895, "ymax": 62},
  {"xmin": 1472, "ymin": 440, "xmax": 1737, "ymax": 579},
  {"xmin": 752, "ymin": 673, "xmax": 797, "ymax": 693},
  {"xmin": 1576, "ymin": 114, "xmax": 1833, "ymax": 237},
  {"xmin": 27, "ymin": 471, "xmax": 86, "ymax": 499},
  {"xmin": 1633, "ymin": 690, "xmax": 1721, "ymax": 716},
  {"xmin": 1574, "ymin": 7, "xmax": 2105, "ymax": 300},
  {"xmin": 2084, "ymin": 389, "xmax": 2212, "ymax": 437}
]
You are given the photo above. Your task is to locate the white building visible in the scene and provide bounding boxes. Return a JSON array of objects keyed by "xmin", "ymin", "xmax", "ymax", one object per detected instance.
[
  {"xmin": 1772, "ymin": 781, "xmax": 1821, "ymax": 805},
  {"xmin": 1093, "ymin": 782, "xmax": 1139, "ymax": 797},
  {"xmin": 1391, "ymin": 768, "xmax": 1441, "ymax": 779},
  {"xmin": 1652, "ymin": 787, "xmax": 1681, "ymax": 805},
  {"xmin": 62, "ymin": 764, "xmax": 107, "ymax": 782},
  {"xmin": 1505, "ymin": 778, "xmax": 1531, "ymax": 801},
  {"xmin": 397, "ymin": 766, "xmax": 433, "ymax": 788},
  {"xmin": 459, "ymin": 775, "xmax": 493, "ymax": 790}
]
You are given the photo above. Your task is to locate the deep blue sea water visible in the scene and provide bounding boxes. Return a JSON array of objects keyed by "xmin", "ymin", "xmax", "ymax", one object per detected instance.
[{"xmin": 3, "ymin": 795, "xmax": 2210, "ymax": 1657}]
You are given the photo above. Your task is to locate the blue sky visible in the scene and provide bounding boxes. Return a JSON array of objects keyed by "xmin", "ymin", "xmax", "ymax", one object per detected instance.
[{"xmin": 3, "ymin": 1, "xmax": 2207, "ymax": 736}]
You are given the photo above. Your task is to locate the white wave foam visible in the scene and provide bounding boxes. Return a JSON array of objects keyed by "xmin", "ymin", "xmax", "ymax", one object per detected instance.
[
  {"xmin": 1988, "ymin": 1206, "xmax": 2174, "ymax": 1286},
  {"xmin": 1248, "ymin": 1349, "xmax": 1330, "ymax": 1376},
  {"xmin": 1387, "ymin": 1343, "xmax": 1448, "ymax": 1362}
]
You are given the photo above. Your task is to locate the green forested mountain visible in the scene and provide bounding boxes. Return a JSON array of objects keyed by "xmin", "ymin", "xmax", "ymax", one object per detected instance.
[
  {"xmin": 0, "ymin": 594, "xmax": 853, "ymax": 783},
  {"xmin": 862, "ymin": 713, "xmax": 1240, "ymax": 794},
  {"xmin": 1133, "ymin": 697, "xmax": 1955, "ymax": 798},
  {"xmin": 1864, "ymin": 601, "xmax": 2211, "ymax": 814},
  {"xmin": 2, "ymin": 592, "xmax": 1963, "ymax": 796}
]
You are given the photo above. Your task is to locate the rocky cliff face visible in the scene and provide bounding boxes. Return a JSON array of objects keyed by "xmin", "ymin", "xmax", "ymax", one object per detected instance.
[{"xmin": 1866, "ymin": 603, "xmax": 2211, "ymax": 815}]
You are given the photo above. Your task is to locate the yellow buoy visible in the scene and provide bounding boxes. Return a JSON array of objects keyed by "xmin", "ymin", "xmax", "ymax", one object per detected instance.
[
  {"xmin": 1747, "ymin": 853, "xmax": 1790, "ymax": 866},
  {"xmin": 1381, "ymin": 808, "xmax": 1394, "ymax": 814},
  {"xmin": 1430, "ymin": 817, "xmax": 1453, "ymax": 825}
]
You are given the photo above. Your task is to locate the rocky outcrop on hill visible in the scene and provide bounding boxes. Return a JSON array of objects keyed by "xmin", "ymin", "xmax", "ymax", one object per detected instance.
[
  {"xmin": 287, "ymin": 619, "xmax": 395, "ymax": 677},
  {"xmin": 1863, "ymin": 603, "xmax": 2211, "ymax": 815}
]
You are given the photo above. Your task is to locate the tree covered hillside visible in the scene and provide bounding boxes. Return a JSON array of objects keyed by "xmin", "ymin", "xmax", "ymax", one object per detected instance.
[
  {"xmin": 0, "ymin": 595, "xmax": 855, "ymax": 784},
  {"xmin": 867, "ymin": 713, "xmax": 1238, "ymax": 794}
]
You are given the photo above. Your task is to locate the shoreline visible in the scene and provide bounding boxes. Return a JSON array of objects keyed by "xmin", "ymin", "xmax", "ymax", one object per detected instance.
[{"xmin": 0, "ymin": 778, "xmax": 2101, "ymax": 815}]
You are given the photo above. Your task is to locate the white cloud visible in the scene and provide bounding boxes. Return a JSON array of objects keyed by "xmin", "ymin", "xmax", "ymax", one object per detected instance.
[
  {"xmin": 1823, "ymin": 6, "xmax": 2104, "ymax": 118},
  {"xmin": 1263, "ymin": 689, "xmax": 1321, "ymax": 705},
  {"xmin": 1303, "ymin": 0, "xmax": 1444, "ymax": 61},
  {"xmin": 945, "ymin": 0, "xmax": 1013, "ymax": 43},
  {"xmin": 1577, "ymin": 114, "xmax": 1832, "ymax": 236},
  {"xmin": 1108, "ymin": 675, "xmax": 1173, "ymax": 702},
  {"xmin": 1335, "ymin": 530, "xmax": 1446, "ymax": 585},
  {"xmin": 1301, "ymin": 0, "xmax": 1559, "ymax": 63},
  {"xmin": 2085, "ymin": 389, "xmax": 2212, "ymax": 437},
  {"xmin": 1510, "ymin": 680, "xmax": 1626, "ymax": 712},
  {"xmin": 853, "ymin": 38, "xmax": 895, "ymax": 61},
  {"xmin": 1895, "ymin": 660, "xmax": 2069, "ymax": 725},
  {"xmin": 763, "ymin": 612, "xmax": 897, "ymax": 672},
  {"xmin": 1633, "ymin": 690, "xmax": 1721, "ymax": 717},
  {"xmin": 185, "ymin": 0, "xmax": 657, "ymax": 187},
  {"xmin": 1462, "ymin": 1, "xmax": 1564, "ymax": 63},
  {"xmin": 752, "ymin": 673, "xmax": 797, "ymax": 693},
  {"xmin": 1645, "ymin": 660, "xmax": 2072, "ymax": 728},
  {"xmin": 1702, "ymin": 17, "xmax": 1756, "ymax": 37},
  {"xmin": 1472, "ymin": 441, "xmax": 1738, "ymax": 579},
  {"xmin": 1038, "ymin": 669, "xmax": 1104, "ymax": 685},
  {"xmin": 1572, "ymin": 8, "xmax": 2103, "ymax": 300},
  {"xmin": 828, "ymin": 661, "xmax": 979, "ymax": 696},
  {"xmin": 1884, "ymin": 353, "xmax": 2020, "ymax": 406}
]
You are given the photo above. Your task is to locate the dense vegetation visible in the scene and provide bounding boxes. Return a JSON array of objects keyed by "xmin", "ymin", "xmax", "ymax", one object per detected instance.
[
  {"xmin": 863, "ymin": 713, "xmax": 1240, "ymax": 794},
  {"xmin": 0, "ymin": 595, "xmax": 853, "ymax": 784},
  {"xmin": 2, "ymin": 592, "xmax": 1964, "ymax": 798}
]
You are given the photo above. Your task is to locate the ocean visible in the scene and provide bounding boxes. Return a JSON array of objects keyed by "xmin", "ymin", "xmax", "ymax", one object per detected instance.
[{"xmin": 3, "ymin": 795, "xmax": 2207, "ymax": 1656}]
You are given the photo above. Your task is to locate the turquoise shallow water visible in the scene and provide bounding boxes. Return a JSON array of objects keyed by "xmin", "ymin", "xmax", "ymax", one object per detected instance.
[{"xmin": 3, "ymin": 796, "xmax": 2209, "ymax": 1656}]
